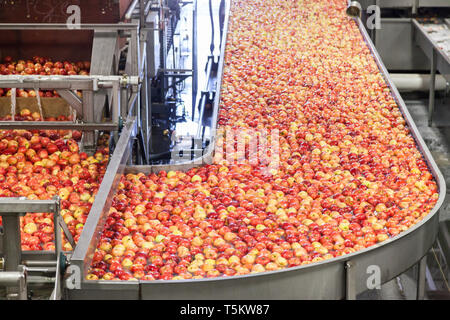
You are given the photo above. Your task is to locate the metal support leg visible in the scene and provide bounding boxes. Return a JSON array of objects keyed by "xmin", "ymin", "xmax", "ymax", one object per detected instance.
[
  {"xmin": 428, "ymin": 48, "xmax": 437, "ymax": 126},
  {"xmin": 2, "ymin": 213, "xmax": 23, "ymax": 298},
  {"xmin": 2, "ymin": 213, "xmax": 21, "ymax": 272},
  {"xmin": 82, "ymin": 90, "xmax": 96, "ymax": 152},
  {"xmin": 417, "ymin": 255, "xmax": 427, "ymax": 300},
  {"xmin": 345, "ymin": 261, "xmax": 356, "ymax": 300}
]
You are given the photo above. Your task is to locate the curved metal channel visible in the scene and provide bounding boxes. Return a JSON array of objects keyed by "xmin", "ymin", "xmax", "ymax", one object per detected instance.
[{"xmin": 70, "ymin": 2, "xmax": 446, "ymax": 299}]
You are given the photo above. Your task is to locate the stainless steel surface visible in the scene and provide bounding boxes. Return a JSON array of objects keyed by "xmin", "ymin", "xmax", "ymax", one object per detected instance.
[
  {"xmin": 429, "ymin": 48, "xmax": 437, "ymax": 126},
  {"xmin": 65, "ymin": 280, "xmax": 139, "ymax": 299},
  {"xmin": 391, "ymin": 73, "xmax": 447, "ymax": 92},
  {"xmin": 66, "ymin": 4, "xmax": 446, "ymax": 300},
  {"xmin": 25, "ymin": 267, "xmax": 57, "ymax": 273},
  {"xmin": 90, "ymin": 30, "xmax": 119, "ymax": 123},
  {"xmin": 1, "ymin": 214, "xmax": 21, "ymax": 272},
  {"xmin": 82, "ymin": 90, "xmax": 95, "ymax": 149},
  {"xmin": 413, "ymin": 19, "xmax": 450, "ymax": 125},
  {"xmin": 438, "ymin": 221, "xmax": 450, "ymax": 267},
  {"xmin": 419, "ymin": 0, "xmax": 450, "ymax": 7},
  {"xmin": 55, "ymin": 89, "xmax": 83, "ymax": 115},
  {"xmin": 414, "ymin": 19, "xmax": 450, "ymax": 79},
  {"xmin": 0, "ymin": 267, "xmax": 27, "ymax": 300},
  {"xmin": 57, "ymin": 215, "xmax": 75, "ymax": 250},
  {"xmin": 0, "ymin": 199, "xmax": 57, "ymax": 213},
  {"xmin": 345, "ymin": 261, "xmax": 357, "ymax": 300},
  {"xmin": 125, "ymin": 0, "xmax": 140, "ymax": 20},
  {"xmin": 49, "ymin": 251, "xmax": 61, "ymax": 300},
  {"xmin": 360, "ymin": 0, "xmax": 450, "ymax": 7},
  {"xmin": 0, "ymin": 75, "xmax": 140, "ymax": 89},
  {"xmin": 23, "ymin": 261, "xmax": 57, "ymax": 268},
  {"xmin": 0, "ymin": 23, "xmax": 139, "ymax": 31},
  {"xmin": 193, "ymin": 0, "xmax": 199, "ymax": 113},
  {"xmin": 0, "ymin": 121, "xmax": 119, "ymax": 131},
  {"xmin": 71, "ymin": 118, "xmax": 138, "ymax": 276},
  {"xmin": 0, "ymin": 271, "xmax": 25, "ymax": 285},
  {"xmin": 347, "ymin": 1, "xmax": 362, "ymax": 18},
  {"xmin": 374, "ymin": 18, "xmax": 429, "ymax": 71}
]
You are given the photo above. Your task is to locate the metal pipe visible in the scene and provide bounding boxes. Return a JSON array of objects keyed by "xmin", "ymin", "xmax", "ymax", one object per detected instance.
[
  {"xmin": 0, "ymin": 272, "xmax": 25, "ymax": 286},
  {"xmin": 0, "ymin": 75, "xmax": 139, "ymax": 87},
  {"xmin": 429, "ymin": 49, "xmax": 437, "ymax": 126},
  {"xmin": 390, "ymin": 73, "xmax": 447, "ymax": 92},
  {"xmin": 125, "ymin": 0, "xmax": 140, "ymax": 20},
  {"xmin": 71, "ymin": 118, "xmax": 138, "ymax": 276},
  {"xmin": 417, "ymin": 256, "xmax": 427, "ymax": 300},
  {"xmin": 0, "ymin": 121, "xmax": 119, "ymax": 131}
]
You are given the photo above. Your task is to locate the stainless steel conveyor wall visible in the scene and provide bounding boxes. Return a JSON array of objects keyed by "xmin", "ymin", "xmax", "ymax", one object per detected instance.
[{"xmin": 66, "ymin": 0, "xmax": 446, "ymax": 299}]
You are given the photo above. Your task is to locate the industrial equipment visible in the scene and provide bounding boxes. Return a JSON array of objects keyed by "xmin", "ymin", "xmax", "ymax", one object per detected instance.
[{"xmin": 0, "ymin": 0, "xmax": 448, "ymax": 301}]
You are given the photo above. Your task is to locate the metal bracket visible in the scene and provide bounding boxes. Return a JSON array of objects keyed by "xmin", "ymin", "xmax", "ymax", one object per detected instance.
[
  {"xmin": 345, "ymin": 261, "xmax": 357, "ymax": 300},
  {"xmin": 55, "ymin": 90, "xmax": 83, "ymax": 116}
]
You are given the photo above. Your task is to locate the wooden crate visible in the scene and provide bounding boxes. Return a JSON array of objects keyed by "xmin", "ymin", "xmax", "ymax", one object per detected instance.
[{"xmin": 0, "ymin": 97, "xmax": 71, "ymax": 118}]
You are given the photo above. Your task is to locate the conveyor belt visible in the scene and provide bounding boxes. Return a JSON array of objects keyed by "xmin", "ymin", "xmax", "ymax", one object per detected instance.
[{"xmin": 67, "ymin": 0, "xmax": 445, "ymax": 299}]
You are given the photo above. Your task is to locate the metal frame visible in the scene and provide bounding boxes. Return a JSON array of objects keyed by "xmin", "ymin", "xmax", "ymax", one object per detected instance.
[
  {"xmin": 63, "ymin": 0, "xmax": 445, "ymax": 300},
  {"xmin": 70, "ymin": 117, "xmax": 138, "ymax": 276},
  {"xmin": 0, "ymin": 21, "xmax": 149, "ymax": 160},
  {"xmin": 0, "ymin": 75, "xmax": 139, "ymax": 152},
  {"xmin": 413, "ymin": 19, "xmax": 450, "ymax": 126}
]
